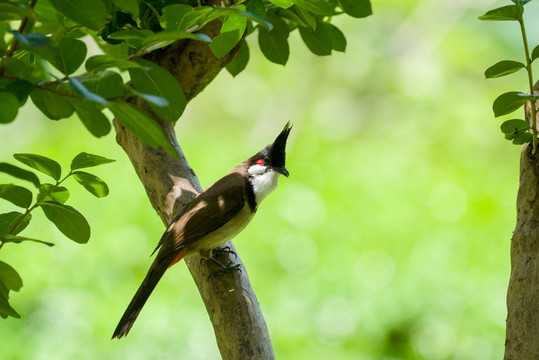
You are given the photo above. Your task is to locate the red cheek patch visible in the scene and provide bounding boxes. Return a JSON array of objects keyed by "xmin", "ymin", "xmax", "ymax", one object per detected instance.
[{"xmin": 256, "ymin": 159, "xmax": 265, "ymax": 166}]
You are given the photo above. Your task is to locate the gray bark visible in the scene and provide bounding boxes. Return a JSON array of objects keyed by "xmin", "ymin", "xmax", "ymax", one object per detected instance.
[
  {"xmin": 504, "ymin": 144, "xmax": 539, "ymax": 360},
  {"xmin": 504, "ymin": 83, "xmax": 539, "ymax": 360},
  {"xmin": 113, "ymin": 20, "xmax": 275, "ymax": 359}
]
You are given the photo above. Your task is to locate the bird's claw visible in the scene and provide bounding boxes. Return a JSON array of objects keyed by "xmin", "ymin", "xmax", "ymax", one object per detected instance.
[
  {"xmin": 206, "ymin": 256, "xmax": 242, "ymax": 279},
  {"xmin": 212, "ymin": 246, "xmax": 238, "ymax": 261},
  {"xmin": 207, "ymin": 263, "xmax": 242, "ymax": 279}
]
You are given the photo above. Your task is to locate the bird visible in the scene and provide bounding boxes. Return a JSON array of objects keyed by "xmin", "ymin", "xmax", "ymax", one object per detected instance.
[{"xmin": 112, "ymin": 122, "xmax": 292, "ymax": 339}]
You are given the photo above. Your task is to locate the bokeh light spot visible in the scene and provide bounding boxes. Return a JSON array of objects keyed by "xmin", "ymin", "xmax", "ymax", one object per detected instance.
[
  {"xmin": 355, "ymin": 250, "xmax": 396, "ymax": 290},
  {"xmin": 315, "ymin": 297, "xmax": 358, "ymax": 342},
  {"xmin": 278, "ymin": 233, "xmax": 318, "ymax": 274},
  {"xmin": 281, "ymin": 184, "xmax": 327, "ymax": 229},
  {"xmin": 415, "ymin": 320, "xmax": 457, "ymax": 360}
]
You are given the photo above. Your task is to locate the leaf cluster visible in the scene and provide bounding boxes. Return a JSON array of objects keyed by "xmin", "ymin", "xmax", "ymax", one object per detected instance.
[
  {"xmin": 0, "ymin": 0, "xmax": 372, "ymax": 322},
  {"xmin": 0, "ymin": 0, "xmax": 371, "ymax": 157},
  {"xmin": 479, "ymin": 1, "xmax": 539, "ymax": 149},
  {"xmin": 0, "ymin": 152, "xmax": 114, "ymax": 319}
]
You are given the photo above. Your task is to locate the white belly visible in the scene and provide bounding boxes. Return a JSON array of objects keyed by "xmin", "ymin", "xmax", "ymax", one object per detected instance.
[{"xmin": 189, "ymin": 205, "xmax": 254, "ymax": 258}]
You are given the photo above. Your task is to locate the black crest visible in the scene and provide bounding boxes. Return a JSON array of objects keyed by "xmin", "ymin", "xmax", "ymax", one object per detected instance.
[
  {"xmin": 248, "ymin": 122, "xmax": 293, "ymax": 168},
  {"xmin": 269, "ymin": 122, "xmax": 292, "ymax": 168}
]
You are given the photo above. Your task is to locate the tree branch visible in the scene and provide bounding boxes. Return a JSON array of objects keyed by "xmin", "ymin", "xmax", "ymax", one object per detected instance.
[
  {"xmin": 113, "ymin": 20, "xmax": 275, "ymax": 359},
  {"xmin": 504, "ymin": 82, "xmax": 539, "ymax": 360}
]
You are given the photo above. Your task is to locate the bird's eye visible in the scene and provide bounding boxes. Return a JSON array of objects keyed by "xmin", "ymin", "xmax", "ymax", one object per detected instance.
[{"xmin": 256, "ymin": 159, "xmax": 265, "ymax": 166}]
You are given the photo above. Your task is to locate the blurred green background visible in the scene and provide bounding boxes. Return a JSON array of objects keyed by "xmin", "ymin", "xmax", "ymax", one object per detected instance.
[{"xmin": 0, "ymin": 0, "xmax": 534, "ymax": 359}]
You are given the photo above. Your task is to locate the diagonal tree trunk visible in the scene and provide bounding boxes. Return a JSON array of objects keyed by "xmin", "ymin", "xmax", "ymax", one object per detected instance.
[
  {"xmin": 113, "ymin": 20, "xmax": 275, "ymax": 359},
  {"xmin": 504, "ymin": 83, "xmax": 539, "ymax": 360}
]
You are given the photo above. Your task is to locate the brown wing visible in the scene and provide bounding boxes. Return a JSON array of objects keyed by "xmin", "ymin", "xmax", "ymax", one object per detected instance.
[{"xmin": 153, "ymin": 173, "xmax": 247, "ymax": 260}]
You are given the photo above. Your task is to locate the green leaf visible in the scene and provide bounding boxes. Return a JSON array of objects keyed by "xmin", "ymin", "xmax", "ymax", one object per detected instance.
[
  {"xmin": 294, "ymin": 0, "xmax": 334, "ymax": 16},
  {"xmin": 478, "ymin": 5, "xmax": 523, "ymax": 21},
  {"xmin": 258, "ymin": 26, "xmax": 289, "ymax": 65},
  {"xmin": 339, "ymin": 0, "xmax": 372, "ymax": 18},
  {"xmin": 5, "ymin": 80, "xmax": 34, "ymax": 104},
  {"xmin": 326, "ymin": 23, "xmax": 346, "ymax": 52},
  {"xmin": 236, "ymin": 11, "xmax": 273, "ymax": 31},
  {"xmin": 30, "ymin": 87, "xmax": 75, "ymax": 120},
  {"xmin": 133, "ymin": 92, "xmax": 169, "ymax": 107},
  {"xmin": 85, "ymin": 54, "xmax": 143, "ymax": 72},
  {"xmin": 485, "ymin": 60, "xmax": 525, "ymax": 78},
  {"xmin": 137, "ymin": 30, "xmax": 211, "ymax": 54},
  {"xmin": 39, "ymin": 201, "xmax": 90, "ymax": 244},
  {"xmin": 292, "ymin": 6, "xmax": 316, "ymax": 29},
  {"xmin": 49, "ymin": 0, "xmax": 106, "ymax": 30},
  {"xmin": 512, "ymin": 131, "xmax": 533, "ymax": 145},
  {"xmin": 271, "ymin": 0, "xmax": 294, "ymax": 8},
  {"xmin": 34, "ymin": 0, "xmax": 62, "ymax": 24},
  {"xmin": 2, "ymin": 58, "xmax": 29, "ymax": 80},
  {"xmin": 1, "ymin": 234, "xmax": 54, "ymax": 247},
  {"xmin": 4, "ymin": 59, "xmax": 48, "ymax": 90},
  {"xmin": 167, "ymin": 6, "xmax": 272, "ymax": 33},
  {"xmin": 161, "ymin": 4, "xmax": 194, "ymax": 30},
  {"xmin": 532, "ymin": 45, "xmax": 539, "ymax": 62},
  {"xmin": 72, "ymin": 171, "xmax": 109, "ymax": 198},
  {"xmin": 128, "ymin": 59, "xmax": 186, "ymax": 122},
  {"xmin": 176, "ymin": 6, "xmax": 219, "ymax": 31},
  {"xmin": 108, "ymin": 30, "xmax": 152, "ymax": 41},
  {"xmin": 109, "ymin": 0, "xmax": 138, "ymax": 17},
  {"xmin": 0, "ymin": 1, "xmax": 35, "ymax": 20},
  {"xmin": 500, "ymin": 119, "xmax": 530, "ymax": 140},
  {"xmin": 38, "ymin": 184, "xmax": 70, "ymax": 204},
  {"xmin": 0, "ymin": 294, "xmax": 21, "ymax": 319},
  {"xmin": 520, "ymin": 94, "xmax": 539, "ymax": 100},
  {"xmin": 108, "ymin": 101, "xmax": 178, "ymax": 158},
  {"xmin": 0, "ymin": 92, "xmax": 19, "ymax": 124},
  {"xmin": 108, "ymin": 29, "xmax": 153, "ymax": 49},
  {"xmin": 247, "ymin": 0, "xmax": 266, "ymax": 17},
  {"xmin": 69, "ymin": 99, "xmax": 111, "ymax": 138},
  {"xmin": 0, "ymin": 212, "xmax": 31, "ymax": 237},
  {"xmin": 0, "ymin": 261, "xmax": 22, "ymax": 292},
  {"xmin": 0, "ymin": 184, "xmax": 32, "ymax": 208},
  {"xmin": 299, "ymin": 21, "xmax": 333, "ymax": 56},
  {"xmin": 68, "ymin": 77, "xmax": 108, "ymax": 105},
  {"xmin": 210, "ymin": 16, "xmax": 247, "ymax": 58},
  {"xmin": 271, "ymin": 9, "xmax": 303, "ymax": 27},
  {"xmin": 51, "ymin": 38, "xmax": 87, "ymax": 75},
  {"xmin": 504, "ymin": 130, "xmax": 520, "ymax": 141},
  {"xmin": 493, "ymin": 91, "xmax": 529, "ymax": 117},
  {"xmin": 0, "ymin": 260, "xmax": 22, "ymax": 318},
  {"xmin": 70, "ymin": 152, "xmax": 115, "ymax": 170},
  {"xmin": 227, "ymin": 41, "xmax": 250, "ymax": 77},
  {"xmin": 25, "ymin": 37, "xmax": 87, "ymax": 75},
  {"xmin": 79, "ymin": 71, "xmax": 127, "ymax": 99},
  {"xmin": 0, "ymin": 163, "xmax": 40, "ymax": 188},
  {"xmin": 266, "ymin": 13, "xmax": 291, "ymax": 39},
  {"xmin": 7, "ymin": 30, "xmax": 51, "ymax": 48},
  {"xmin": 14, "ymin": 153, "xmax": 61, "ymax": 181}
]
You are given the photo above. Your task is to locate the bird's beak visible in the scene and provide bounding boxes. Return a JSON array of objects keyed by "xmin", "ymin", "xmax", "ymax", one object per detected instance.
[{"xmin": 275, "ymin": 166, "xmax": 289, "ymax": 177}]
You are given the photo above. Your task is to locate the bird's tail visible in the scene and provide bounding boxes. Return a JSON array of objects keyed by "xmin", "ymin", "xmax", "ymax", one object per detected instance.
[{"xmin": 111, "ymin": 248, "xmax": 187, "ymax": 339}]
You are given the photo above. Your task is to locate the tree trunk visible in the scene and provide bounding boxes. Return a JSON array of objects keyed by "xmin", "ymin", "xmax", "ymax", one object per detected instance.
[
  {"xmin": 113, "ymin": 20, "xmax": 275, "ymax": 360},
  {"xmin": 504, "ymin": 85, "xmax": 539, "ymax": 359}
]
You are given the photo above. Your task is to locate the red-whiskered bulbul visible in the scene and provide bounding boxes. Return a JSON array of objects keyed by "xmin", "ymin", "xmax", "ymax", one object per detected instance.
[{"xmin": 112, "ymin": 122, "xmax": 292, "ymax": 339}]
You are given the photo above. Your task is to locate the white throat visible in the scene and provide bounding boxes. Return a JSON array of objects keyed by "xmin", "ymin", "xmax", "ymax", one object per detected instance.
[{"xmin": 248, "ymin": 166, "xmax": 281, "ymax": 204}]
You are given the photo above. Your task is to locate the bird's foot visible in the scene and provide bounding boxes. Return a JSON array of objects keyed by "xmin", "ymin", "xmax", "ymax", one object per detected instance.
[
  {"xmin": 212, "ymin": 246, "xmax": 238, "ymax": 261},
  {"xmin": 207, "ymin": 256, "xmax": 242, "ymax": 279}
]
